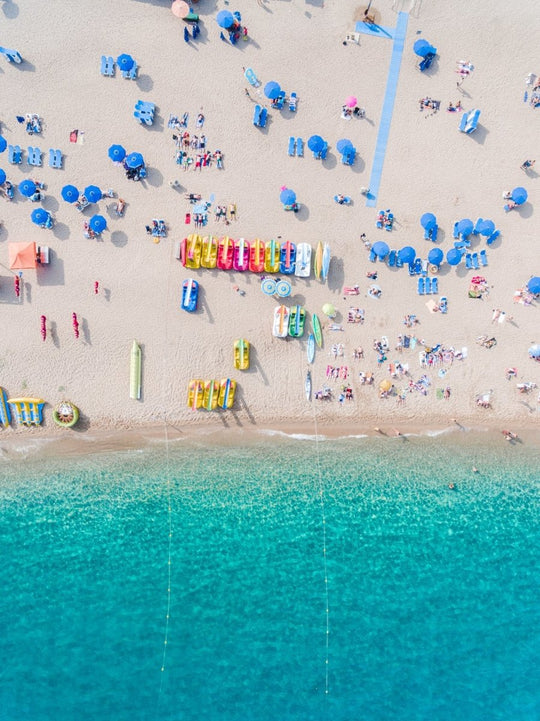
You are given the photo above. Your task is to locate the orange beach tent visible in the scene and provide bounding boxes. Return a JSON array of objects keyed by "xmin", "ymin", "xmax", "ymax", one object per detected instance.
[{"xmin": 8, "ymin": 242, "xmax": 37, "ymax": 270}]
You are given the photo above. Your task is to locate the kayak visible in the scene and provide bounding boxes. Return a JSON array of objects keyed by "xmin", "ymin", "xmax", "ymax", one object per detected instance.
[{"xmin": 312, "ymin": 314, "xmax": 322, "ymax": 347}]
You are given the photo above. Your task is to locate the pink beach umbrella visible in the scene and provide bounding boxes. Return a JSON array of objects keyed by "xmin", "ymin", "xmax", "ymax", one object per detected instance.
[
  {"xmin": 40, "ymin": 315, "xmax": 47, "ymax": 341},
  {"xmin": 345, "ymin": 96, "xmax": 357, "ymax": 108}
]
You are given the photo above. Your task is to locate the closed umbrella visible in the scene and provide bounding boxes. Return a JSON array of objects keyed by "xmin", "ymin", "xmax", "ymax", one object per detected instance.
[
  {"xmin": 528, "ymin": 344, "xmax": 540, "ymax": 358},
  {"xmin": 125, "ymin": 152, "xmax": 144, "ymax": 169},
  {"xmin": 18, "ymin": 179, "xmax": 37, "ymax": 197},
  {"xmin": 372, "ymin": 241, "xmax": 389, "ymax": 258},
  {"xmin": 336, "ymin": 139, "xmax": 353, "ymax": 153},
  {"xmin": 89, "ymin": 215, "xmax": 107, "ymax": 234},
  {"xmin": 261, "ymin": 278, "xmax": 277, "ymax": 295},
  {"xmin": 0, "ymin": 137, "xmax": 6, "ymax": 153},
  {"xmin": 511, "ymin": 187, "xmax": 527, "ymax": 205},
  {"xmin": 398, "ymin": 246, "xmax": 416, "ymax": 264},
  {"xmin": 276, "ymin": 280, "xmax": 292, "ymax": 298},
  {"xmin": 307, "ymin": 135, "xmax": 324, "ymax": 153},
  {"xmin": 264, "ymin": 81, "xmax": 281, "ymax": 99},
  {"xmin": 527, "ymin": 277, "xmax": 540, "ymax": 294},
  {"xmin": 428, "ymin": 247, "xmax": 444, "ymax": 266},
  {"xmin": 117, "ymin": 54, "xmax": 134, "ymax": 72},
  {"xmin": 31, "ymin": 208, "xmax": 49, "ymax": 225},
  {"xmin": 0, "ymin": 168, "xmax": 6, "ymax": 185},
  {"xmin": 322, "ymin": 303, "xmax": 336, "ymax": 318},
  {"xmin": 420, "ymin": 212, "xmax": 436, "ymax": 229},
  {"xmin": 478, "ymin": 219, "xmax": 495, "ymax": 236},
  {"xmin": 280, "ymin": 188, "xmax": 296, "ymax": 205},
  {"xmin": 84, "ymin": 185, "xmax": 102, "ymax": 203},
  {"xmin": 345, "ymin": 95, "xmax": 357, "ymax": 108},
  {"xmin": 61, "ymin": 184, "xmax": 79, "ymax": 203},
  {"xmin": 108, "ymin": 144, "xmax": 126, "ymax": 162},
  {"xmin": 446, "ymin": 248, "xmax": 463, "ymax": 266},
  {"xmin": 216, "ymin": 9, "xmax": 235, "ymax": 28},
  {"xmin": 457, "ymin": 218, "xmax": 473, "ymax": 236}
]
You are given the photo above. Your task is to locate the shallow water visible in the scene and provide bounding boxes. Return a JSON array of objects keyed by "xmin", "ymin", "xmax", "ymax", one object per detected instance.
[{"xmin": 0, "ymin": 436, "xmax": 539, "ymax": 720}]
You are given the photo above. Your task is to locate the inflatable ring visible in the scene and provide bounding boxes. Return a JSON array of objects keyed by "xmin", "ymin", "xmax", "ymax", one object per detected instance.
[{"xmin": 53, "ymin": 401, "xmax": 79, "ymax": 428}]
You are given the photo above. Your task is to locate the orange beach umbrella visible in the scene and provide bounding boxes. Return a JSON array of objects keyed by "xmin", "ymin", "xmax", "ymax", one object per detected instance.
[{"xmin": 8, "ymin": 241, "xmax": 37, "ymax": 270}]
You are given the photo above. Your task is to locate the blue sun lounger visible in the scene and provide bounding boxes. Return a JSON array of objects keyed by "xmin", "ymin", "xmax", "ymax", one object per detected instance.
[
  {"xmin": 465, "ymin": 253, "xmax": 473, "ymax": 269},
  {"xmin": 48, "ymin": 149, "xmax": 62, "ymax": 169},
  {"xmin": 424, "ymin": 277, "xmax": 432, "ymax": 294},
  {"xmin": 369, "ymin": 247, "xmax": 377, "ymax": 262},
  {"xmin": 388, "ymin": 249, "xmax": 396, "ymax": 267},
  {"xmin": 417, "ymin": 277, "xmax": 425, "ymax": 295},
  {"xmin": 296, "ymin": 138, "xmax": 304, "ymax": 157},
  {"xmin": 320, "ymin": 141, "xmax": 328, "ymax": 160},
  {"xmin": 253, "ymin": 105, "xmax": 262, "ymax": 126},
  {"xmin": 288, "ymin": 137, "xmax": 295, "ymax": 156},
  {"xmin": 459, "ymin": 113, "xmax": 468, "ymax": 132},
  {"xmin": 471, "ymin": 252, "xmax": 479, "ymax": 270},
  {"xmin": 473, "ymin": 217, "xmax": 483, "ymax": 234},
  {"xmin": 121, "ymin": 61, "xmax": 138, "ymax": 80},
  {"xmin": 408, "ymin": 261, "xmax": 416, "ymax": 276},
  {"xmin": 453, "ymin": 221, "xmax": 459, "ymax": 239},
  {"xmin": 479, "ymin": 249, "xmax": 488, "ymax": 266},
  {"xmin": 431, "ymin": 277, "xmax": 438, "ymax": 294},
  {"xmin": 414, "ymin": 258, "xmax": 422, "ymax": 275},
  {"xmin": 101, "ymin": 55, "xmax": 115, "ymax": 77},
  {"xmin": 259, "ymin": 107, "xmax": 268, "ymax": 128},
  {"xmin": 289, "ymin": 92, "xmax": 297, "ymax": 112},
  {"xmin": 8, "ymin": 144, "xmax": 22, "ymax": 164},
  {"xmin": 486, "ymin": 229, "xmax": 500, "ymax": 246},
  {"xmin": 27, "ymin": 147, "xmax": 42, "ymax": 166}
]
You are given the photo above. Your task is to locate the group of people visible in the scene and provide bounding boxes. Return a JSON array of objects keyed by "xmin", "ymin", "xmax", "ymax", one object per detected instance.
[
  {"xmin": 16, "ymin": 113, "xmax": 42, "ymax": 135},
  {"xmin": 145, "ymin": 219, "xmax": 167, "ymax": 238},
  {"xmin": 341, "ymin": 105, "xmax": 365, "ymax": 119},
  {"xmin": 176, "ymin": 146, "xmax": 223, "ymax": 171}
]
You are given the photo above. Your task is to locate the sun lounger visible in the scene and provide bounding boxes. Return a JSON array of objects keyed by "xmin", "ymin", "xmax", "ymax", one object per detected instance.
[
  {"xmin": 459, "ymin": 113, "xmax": 468, "ymax": 132},
  {"xmin": 8, "ymin": 144, "xmax": 22, "ymax": 164},
  {"xmin": 27, "ymin": 146, "xmax": 42, "ymax": 166},
  {"xmin": 388, "ymin": 250, "xmax": 396, "ymax": 267},
  {"xmin": 452, "ymin": 221, "xmax": 459, "ymax": 239},
  {"xmin": 296, "ymin": 137, "xmax": 304, "ymax": 157},
  {"xmin": 417, "ymin": 277, "xmax": 425, "ymax": 295},
  {"xmin": 414, "ymin": 258, "xmax": 422, "ymax": 275},
  {"xmin": 408, "ymin": 261, "xmax": 416, "ymax": 276},
  {"xmin": 465, "ymin": 253, "xmax": 473, "ymax": 269},
  {"xmin": 376, "ymin": 211, "xmax": 385, "ymax": 229},
  {"xmin": 369, "ymin": 247, "xmax": 377, "ymax": 262},
  {"xmin": 273, "ymin": 92, "xmax": 286, "ymax": 110},
  {"xmin": 101, "ymin": 55, "xmax": 115, "ymax": 77},
  {"xmin": 431, "ymin": 277, "xmax": 438, "ymax": 294},
  {"xmin": 259, "ymin": 108, "xmax": 268, "ymax": 128},
  {"xmin": 486, "ymin": 229, "xmax": 500, "ymax": 246},
  {"xmin": 253, "ymin": 105, "xmax": 262, "ymax": 126},
  {"xmin": 288, "ymin": 137, "xmax": 295, "ymax": 156},
  {"xmin": 121, "ymin": 61, "xmax": 138, "ymax": 80},
  {"xmin": 419, "ymin": 52, "xmax": 435, "ymax": 72},
  {"xmin": 439, "ymin": 296, "xmax": 447, "ymax": 313},
  {"xmin": 471, "ymin": 252, "xmax": 479, "ymax": 270},
  {"xmin": 320, "ymin": 141, "xmax": 328, "ymax": 160},
  {"xmin": 421, "ymin": 259, "xmax": 428, "ymax": 275},
  {"xmin": 430, "ymin": 224, "xmax": 438, "ymax": 242},
  {"xmin": 289, "ymin": 92, "xmax": 297, "ymax": 112},
  {"xmin": 465, "ymin": 109, "xmax": 480, "ymax": 133},
  {"xmin": 473, "ymin": 217, "xmax": 483, "ymax": 234},
  {"xmin": 134, "ymin": 111, "xmax": 153, "ymax": 125},
  {"xmin": 424, "ymin": 277, "xmax": 432, "ymax": 294},
  {"xmin": 0, "ymin": 47, "xmax": 23, "ymax": 63},
  {"xmin": 342, "ymin": 148, "xmax": 356, "ymax": 166},
  {"xmin": 395, "ymin": 253, "xmax": 403, "ymax": 268},
  {"xmin": 48, "ymin": 149, "xmax": 62, "ymax": 169},
  {"xmin": 479, "ymin": 249, "xmax": 488, "ymax": 266}
]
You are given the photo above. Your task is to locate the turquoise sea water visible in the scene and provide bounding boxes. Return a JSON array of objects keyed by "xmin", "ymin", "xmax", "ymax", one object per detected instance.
[{"xmin": 1, "ymin": 435, "xmax": 539, "ymax": 721}]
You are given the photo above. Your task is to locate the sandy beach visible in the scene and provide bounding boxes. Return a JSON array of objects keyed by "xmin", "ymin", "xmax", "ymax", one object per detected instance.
[{"xmin": 1, "ymin": 0, "xmax": 539, "ymax": 445}]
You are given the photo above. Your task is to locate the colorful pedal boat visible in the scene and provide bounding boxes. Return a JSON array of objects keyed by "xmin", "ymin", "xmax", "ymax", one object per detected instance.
[
  {"xmin": 218, "ymin": 378, "xmax": 236, "ymax": 409},
  {"xmin": 203, "ymin": 379, "xmax": 220, "ymax": 410},
  {"xmin": 295, "ymin": 242, "xmax": 311, "ymax": 278},
  {"xmin": 273, "ymin": 304, "xmax": 290, "ymax": 338},
  {"xmin": 264, "ymin": 239, "xmax": 280, "ymax": 273},
  {"xmin": 201, "ymin": 236, "xmax": 218, "ymax": 269},
  {"xmin": 181, "ymin": 278, "xmax": 199, "ymax": 312},
  {"xmin": 217, "ymin": 236, "xmax": 234, "ymax": 270},
  {"xmin": 288, "ymin": 305, "xmax": 305, "ymax": 337},
  {"xmin": 233, "ymin": 238, "xmax": 250, "ymax": 272},
  {"xmin": 187, "ymin": 379, "xmax": 205, "ymax": 410},
  {"xmin": 249, "ymin": 238, "xmax": 266, "ymax": 273},
  {"xmin": 184, "ymin": 234, "xmax": 202, "ymax": 269},
  {"xmin": 279, "ymin": 241, "xmax": 296, "ymax": 275},
  {"xmin": 234, "ymin": 338, "xmax": 250, "ymax": 370}
]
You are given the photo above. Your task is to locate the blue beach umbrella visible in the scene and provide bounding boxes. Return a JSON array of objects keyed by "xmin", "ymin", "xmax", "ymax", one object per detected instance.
[
  {"xmin": 428, "ymin": 247, "xmax": 444, "ymax": 266},
  {"xmin": 117, "ymin": 54, "xmax": 134, "ymax": 72},
  {"xmin": 0, "ymin": 168, "xmax": 6, "ymax": 185},
  {"xmin": 280, "ymin": 188, "xmax": 296, "ymax": 205},
  {"xmin": 31, "ymin": 208, "xmax": 49, "ymax": 225},
  {"xmin": 446, "ymin": 248, "xmax": 463, "ymax": 266},
  {"xmin": 478, "ymin": 219, "xmax": 495, "ymax": 236},
  {"xmin": 527, "ymin": 277, "xmax": 540, "ymax": 294},
  {"xmin": 420, "ymin": 212, "xmax": 436, "ymax": 229},
  {"xmin": 0, "ymin": 136, "xmax": 7, "ymax": 153},
  {"xmin": 216, "ymin": 9, "xmax": 235, "ymax": 28},
  {"xmin": 307, "ymin": 135, "xmax": 324, "ymax": 153},
  {"xmin": 413, "ymin": 39, "xmax": 436, "ymax": 57},
  {"xmin": 89, "ymin": 215, "xmax": 107, "ymax": 234},
  {"xmin": 125, "ymin": 152, "xmax": 144, "ymax": 169},
  {"xmin": 511, "ymin": 187, "xmax": 528, "ymax": 205},
  {"xmin": 18, "ymin": 179, "xmax": 37, "ymax": 197},
  {"xmin": 398, "ymin": 246, "xmax": 416, "ymax": 264},
  {"xmin": 529, "ymin": 344, "xmax": 540, "ymax": 358},
  {"xmin": 264, "ymin": 81, "xmax": 281, "ymax": 100},
  {"xmin": 372, "ymin": 240, "xmax": 389, "ymax": 258},
  {"xmin": 336, "ymin": 138, "xmax": 353, "ymax": 153},
  {"xmin": 457, "ymin": 218, "xmax": 473, "ymax": 236},
  {"xmin": 84, "ymin": 185, "xmax": 102, "ymax": 203},
  {"xmin": 108, "ymin": 144, "xmax": 126, "ymax": 162},
  {"xmin": 61, "ymin": 184, "xmax": 79, "ymax": 203}
]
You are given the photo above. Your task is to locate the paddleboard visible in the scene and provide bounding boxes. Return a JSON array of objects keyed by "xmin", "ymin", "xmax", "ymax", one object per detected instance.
[
  {"xmin": 314, "ymin": 241, "xmax": 323, "ymax": 279},
  {"xmin": 305, "ymin": 370, "xmax": 312, "ymax": 401},
  {"xmin": 312, "ymin": 314, "xmax": 323, "ymax": 348},
  {"xmin": 321, "ymin": 243, "xmax": 331, "ymax": 281},
  {"xmin": 307, "ymin": 333, "xmax": 315, "ymax": 364},
  {"xmin": 130, "ymin": 341, "xmax": 142, "ymax": 400}
]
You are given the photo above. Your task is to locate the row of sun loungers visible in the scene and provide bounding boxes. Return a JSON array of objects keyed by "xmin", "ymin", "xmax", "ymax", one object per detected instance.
[
  {"xmin": 417, "ymin": 276, "xmax": 439, "ymax": 295},
  {"xmin": 288, "ymin": 137, "xmax": 304, "ymax": 157},
  {"xmin": 465, "ymin": 251, "xmax": 488, "ymax": 269},
  {"xmin": 7, "ymin": 145, "xmax": 63, "ymax": 168},
  {"xmin": 100, "ymin": 55, "xmax": 138, "ymax": 79},
  {"xmin": 253, "ymin": 105, "xmax": 268, "ymax": 128}
]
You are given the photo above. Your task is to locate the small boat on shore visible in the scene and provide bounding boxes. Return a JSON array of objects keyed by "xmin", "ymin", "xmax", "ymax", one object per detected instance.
[
  {"xmin": 233, "ymin": 237, "xmax": 250, "ymax": 271},
  {"xmin": 0, "ymin": 387, "xmax": 11, "ymax": 426},
  {"xmin": 7, "ymin": 398, "xmax": 45, "ymax": 426},
  {"xmin": 201, "ymin": 235, "xmax": 218, "ymax": 268},
  {"xmin": 181, "ymin": 278, "xmax": 199, "ymax": 312},
  {"xmin": 249, "ymin": 238, "xmax": 265, "ymax": 273},
  {"xmin": 185, "ymin": 233, "xmax": 202, "ymax": 269},
  {"xmin": 217, "ymin": 236, "xmax": 234, "ymax": 270},
  {"xmin": 307, "ymin": 333, "xmax": 315, "ymax": 363},
  {"xmin": 264, "ymin": 239, "xmax": 280, "ymax": 273},
  {"xmin": 279, "ymin": 240, "xmax": 296, "ymax": 275},
  {"xmin": 312, "ymin": 314, "xmax": 323, "ymax": 347},
  {"xmin": 295, "ymin": 242, "xmax": 311, "ymax": 278},
  {"xmin": 288, "ymin": 305, "xmax": 305, "ymax": 337},
  {"xmin": 187, "ymin": 379, "xmax": 205, "ymax": 410},
  {"xmin": 203, "ymin": 380, "xmax": 220, "ymax": 410},
  {"xmin": 53, "ymin": 401, "xmax": 79, "ymax": 428},
  {"xmin": 273, "ymin": 304, "xmax": 290, "ymax": 338}
]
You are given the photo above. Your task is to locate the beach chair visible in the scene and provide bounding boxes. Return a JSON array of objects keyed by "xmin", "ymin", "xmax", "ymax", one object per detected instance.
[
  {"xmin": 417, "ymin": 277, "xmax": 425, "ymax": 295},
  {"xmin": 421, "ymin": 259, "xmax": 428, "ymax": 275},
  {"xmin": 479, "ymin": 249, "xmax": 488, "ymax": 266},
  {"xmin": 369, "ymin": 247, "xmax": 377, "ymax": 262},
  {"xmin": 8, "ymin": 144, "xmax": 22, "ymax": 164},
  {"xmin": 454, "ymin": 240, "xmax": 466, "ymax": 250},
  {"xmin": 345, "ymin": 32, "xmax": 360, "ymax": 44},
  {"xmin": 459, "ymin": 112, "xmax": 469, "ymax": 133},
  {"xmin": 48, "ymin": 149, "xmax": 62, "ymax": 169},
  {"xmin": 376, "ymin": 211, "xmax": 385, "ymax": 229},
  {"xmin": 430, "ymin": 224, "xmax": 438, "ymax": 242},
  {"xmin": 288, "ymin": 137, "xmax": 296, "ymax": 157},
  {"xmin": 486, "ymin": 229, "xmax": 500, "ymax": 246},
  {"xmin": 439, "ymin": 296, "xmax": 447, "ymax": 313},
  {"xmin": 134, "ymin": 111, "xmax": 153, "ymax": 125},
  {"xmin": 414, "ymin": 258, "xmax": 422, "ymax": 275},
  {"xmin": 424, "ymin": 277, "xmax": 432, "ymax": 294},
  {"xmin": 388, "ymin": 250, "xmax": 396, "ymax": 267},
  {"xmin": 385, "ymin": 212, "xmax": 394, "ymax": 231},
  {"xmin": 121, "ymin": 61, "xmax": 138, "ymax": 80},
  {"xmin": 273, "ymin": 92, "xmax": 286, "ymax": 110},
  {"xmin": 419, "ymin": 53, "xmax": 435, "ymax": 72},
  {"xmin": 465, "ymin": 109, "xmax": 481, "ymax": 133},
  {"xmin": 471, "ymin": 252, "xmax": 479, "ymax": 270},
  {"xmin": 395, "ymin": 254, "xmax": 403, "ymax": 268},
  {"xmin": 465, "ymin": 253, "xmax": 473, "ymax": 269},
  {"xmin": 253, "ymin": 105, "xmax": 262, "ymax": 126},
  {"xmin": 432, "ymin": 277, "xmax": 438, "ymax": 294},
  {"xmin": 320, "ymin": 141, "xmax": 328, "ymax": 160},
  {"xmin": 289, "ymin": 92, "xmax": 297, "ymax": 112},
  {"xmin": 423, "ymin": 227, "xmax": 431, "ymax": 240},
  {"xmin": 100, "ymin": 55, "xmax": 115, "ymax": 76},
  {"xmin": 296, "ymin": 138, "xmax": 304, "ymax": 157},
  {"xmin": 27, "ymin": 146, "xmax": 42, "ymax": 166},
  {"xmin": 259, "ymin": 108, "xmax": 268, "ymax": 128},
  {"xmin": 473, "ymin": 217, "xmax": 484, "ymax": 234},
  {"xmin": 408, "ymin": 261, "xmax": 416, "ymax": 276},
  {"xmin": 342, "ymin": 148, "xmax": 356, "ymax": 166},
  {"xmin": 452, "ymin": 221, "xmax": 459, "ymax": 239}
]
